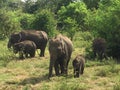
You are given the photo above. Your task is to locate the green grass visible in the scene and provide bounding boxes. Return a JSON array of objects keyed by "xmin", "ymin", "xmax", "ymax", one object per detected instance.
[{"xmin": 0, "ymin": 32, "xmax": 120, "ymax": 90}]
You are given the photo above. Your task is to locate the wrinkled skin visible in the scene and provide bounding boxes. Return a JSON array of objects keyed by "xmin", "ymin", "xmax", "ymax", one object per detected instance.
[
  {"xmin": 72, "ymin": 55, "xmax": 85, "ymax": 78},
  {"xmin": 8, "ymin": 30, "xmax": 48, "ymax": 57},
  {"xmin": 48, "ymin": 34, "xmax": 73, "ymax": 78},
  {"xmin": 92, "ymin": 38, "xmax": 107, "ymax": 61},
  {"xmin": 13, "ymin": 40, "xmax": 36, "ymax": 59}
]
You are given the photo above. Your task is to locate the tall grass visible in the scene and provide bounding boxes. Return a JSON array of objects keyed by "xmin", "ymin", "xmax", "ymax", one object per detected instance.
[{"xmin": 0, "ymin": 40, "xmax": 16, "ymax": 67}]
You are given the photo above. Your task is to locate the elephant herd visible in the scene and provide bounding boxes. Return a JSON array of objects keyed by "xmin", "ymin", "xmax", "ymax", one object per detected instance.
[{"xmin": 7, "ymin": 30, "xmax": 107, "ymax": 78}]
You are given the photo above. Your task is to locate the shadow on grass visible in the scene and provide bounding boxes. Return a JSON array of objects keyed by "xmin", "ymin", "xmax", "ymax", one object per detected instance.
[{"xmin": 6, "ymin": 74, "xmax": 49, "ymax": 85}]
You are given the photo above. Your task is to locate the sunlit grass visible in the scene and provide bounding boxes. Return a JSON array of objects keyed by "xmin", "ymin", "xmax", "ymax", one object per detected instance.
[{"xmin": 0, "ymin": 33, "xmax": 120, "ymax": 90}]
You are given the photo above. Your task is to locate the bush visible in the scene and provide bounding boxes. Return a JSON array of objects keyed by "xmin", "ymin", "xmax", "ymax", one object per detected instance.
[
  {"xmin": 32, "ymin": 9, "xmax": 57, "ymax": 37},
  {"xmin": 85, "ymin": 0, "xmax": 120, "ymax": 59},
  {"xmin": 0, "ymin": 9, "xmax": 21, "ymax": 39}
]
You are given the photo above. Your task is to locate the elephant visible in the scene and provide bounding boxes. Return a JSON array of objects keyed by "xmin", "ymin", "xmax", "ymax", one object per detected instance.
[
  {"xmin": 48, "ymin": 34, "xmax": 73, "ymax": 78},
  {"xmin": 72, "ymin": 55, "xmax": 85, "ymax": 78},
  {"xmin": 7, "ymin": 30, "xmax": 48, "ymax": 57},
  {"xmin": 13, "ymin": 40, "xmax": 36, "ymax": 59},
  {"xmin": 92, "ymin": 38, "xmax": 107, "ymax": 61}
]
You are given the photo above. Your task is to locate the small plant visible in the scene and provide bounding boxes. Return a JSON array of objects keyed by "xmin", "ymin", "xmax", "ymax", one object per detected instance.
[{"xmin": 113, "ymin": 83, "xmax": 120, "ymax": 90}]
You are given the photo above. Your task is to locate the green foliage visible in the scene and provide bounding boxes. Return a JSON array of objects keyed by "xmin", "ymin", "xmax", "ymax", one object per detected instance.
[
  {"xmin": 57, "ymin": 2, "xmax": 88, "ymax": 38},
  {"xmin": 113, "ymin": 82, "xmax": 120, "ymax": 90},
  {"xmin": 0, "ymin": 40, "xmax": 15, "ymax": 67},
  {"xmin": 22, "ymin": 0, "xmax": 37, "ymax": 14},
  {"xmin": 85, "ymin": 0, "xmax": 120, "ymax": 59},
  {"xmin": 32, "ymin": 9, "xmax": 57, "ymax": 37},
  {"xmin": 62, "ymin": 17, "xmax": 78, "ymax": 40},
  {"xmin": 83, "ymin": 0, "xmax": 100, "ymax": 10},
  {"xmin": 20, "ymin": 13, "xmax": 34, "ymax": 29},
  {"xmin": 0, "ymin": 9, "xmax": 21, "ymax": 39}
]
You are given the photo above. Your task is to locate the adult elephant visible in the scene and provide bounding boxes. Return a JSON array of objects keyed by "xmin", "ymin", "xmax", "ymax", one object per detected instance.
[
  {"xmin": 7, "ymin": 30, "xmax": 48, "ymax": 57},
  {"xmin": 92, "ymin": 37, "xmax": 107, "ymax": 61},
  {"xmin": 48, "ymin": 34, "xmax": 73, "ymax": 78}
]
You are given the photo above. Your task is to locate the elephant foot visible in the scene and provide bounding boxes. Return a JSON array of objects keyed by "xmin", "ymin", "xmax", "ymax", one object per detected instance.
[
  {"xmin": 19, "ymin": 57, "xmax": 25, "ymax": 60},
  {"xmin": 40, "ymin": 54, "xmax": 44, "ymax": 57}
]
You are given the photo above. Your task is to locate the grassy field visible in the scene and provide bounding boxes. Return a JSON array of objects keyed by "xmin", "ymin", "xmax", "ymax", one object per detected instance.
[{"xmin": 0, "ymin": 32, "xmax": 120, "ymax": 90}]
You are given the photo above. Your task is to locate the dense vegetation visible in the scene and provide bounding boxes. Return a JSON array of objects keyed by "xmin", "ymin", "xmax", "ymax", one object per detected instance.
[
  {"xmin": 0, "ymin": 0, "xmax": 120, "ymax": 89},
  {"xmin": 0, "ymin": 0, "xmax": 120, "ymax": 59}
]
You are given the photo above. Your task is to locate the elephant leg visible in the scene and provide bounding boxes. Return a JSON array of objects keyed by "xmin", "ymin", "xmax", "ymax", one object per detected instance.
[
  {"xmin": 48, "ymin": 59, "xmax": 54, "ymax": 78},
  {"xmin": 98, "ymin": 52, "xmax": 103, "ymax": 61},
  {"xmin": 40, "ymin": 48, "xmax": 45, "ymax": 57},
  {"xmin": 74, "ymin": 69, "xmax": 76, "ymax": 77},
  {"xmin": 93, "ymin": 51, "xmax": 96, "ymax": 58},
  {"xmin": 81, "ymin": 64, "xmax": 84, "ymax": 74},
  {"xmin": 19, "ymin": 51, "xmax": 24, "ymax": 59},
  {"xmin": 62, "ymin": 60, "xmax": 68, "ymax": 75},
  {"xmin": 54, "ymin": 61, "xmax": 60, "ymax": 76},
  {"xmin": 60, "ymin": 62, "xmax": 64, "ymax": 74},
  {"xmin": 30, "ymin": 52, "xmax": 35, "ymax": 57},
  {"xmin": 25, "ymin": 53, "xmax": 28, "ymax": 58}
]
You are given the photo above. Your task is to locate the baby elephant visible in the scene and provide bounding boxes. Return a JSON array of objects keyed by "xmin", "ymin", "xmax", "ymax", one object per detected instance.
[
  {"xmin": 72, "ymin": 55, "xmax": 85, "ymax": 78},
  {"xmin": 13, "ymin": 40, "xmax": 36, "ymax": 59}
]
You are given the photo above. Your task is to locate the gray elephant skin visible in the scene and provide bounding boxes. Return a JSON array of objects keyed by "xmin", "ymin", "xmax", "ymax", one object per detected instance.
[
  {"xmin": 72, "ymin": 55, "xmax": 85, "ymax": 78},
  {"xmin": 92, "ymin": 38, "xmax": 107, "ymax": 61},
  {"xmin": 8, "ymin": 30, "xmax": 48, "ymax": 57},
  {"xmin": 13, "ymin": 40, "xmax": 36, "ymax": 59},
  {"xmin": 48, "ymin": 34, "xmax": 73, "ymax": 78}
]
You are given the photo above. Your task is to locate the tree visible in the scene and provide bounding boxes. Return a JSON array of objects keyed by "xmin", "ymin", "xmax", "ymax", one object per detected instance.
[
  {"xmin": 83, "ymin": 0, "xmax": 100, "ymax": 10},
  {"xmin": 22, "ymin": 0, "xmax": 37, "ymax": 13},
  {"xmin": 57, "ymin": 2, "xmax": 88, "ymax": 38},
  {"xmin": 32, "ymin": 9, "xmax": 57, "ymax": 37},
  {"xmin": 85, "ymin": 0, "xmax": 120, "ymax": 59},
  {"xmin": 20, "ymin": 13, "xmax": 34, "ymax": 29},
  {"xmin": 0, "ymin": 9, "xmax": 21, "ymax": 39},
  {"xmin": 62, "ymin": 17, "xmax": 78, "ymax": 40}
]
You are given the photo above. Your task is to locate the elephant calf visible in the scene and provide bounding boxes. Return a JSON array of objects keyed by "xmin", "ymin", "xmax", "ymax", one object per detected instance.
[
  {"xmin": 72, "ymin": 55, "xmax": 85, "ymax": 78},
  {"xmin": 92, "ymin": 38, "xmax": 107, "ymax": 61},
  {"xmin": 13, "ymin": 40, "xmax": 36, "ymax": 59}
]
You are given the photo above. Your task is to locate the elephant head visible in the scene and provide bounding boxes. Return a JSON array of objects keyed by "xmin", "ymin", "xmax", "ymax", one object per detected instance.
[
  {"xmin": 7, "ymin": 33, "xmax": 22, "ymax": 48},
  {"xmin": 49, "ymin": 38, "xmax": 65, "ymax": 58},
  {"xmin": 13, "ymin": 43, "xmax": 23, "ymax": 54}
]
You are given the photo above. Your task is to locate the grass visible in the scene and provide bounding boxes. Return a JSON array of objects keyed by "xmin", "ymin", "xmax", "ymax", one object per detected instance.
[{"xmin": 0, "ymin": 32, "xmax": 120, "ymax": 90}]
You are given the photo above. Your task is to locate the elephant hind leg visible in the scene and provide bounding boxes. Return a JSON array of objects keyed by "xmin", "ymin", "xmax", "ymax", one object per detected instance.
[{"xmin": 80, "ymin": 64, "xmax": 84, "ymax": 74}]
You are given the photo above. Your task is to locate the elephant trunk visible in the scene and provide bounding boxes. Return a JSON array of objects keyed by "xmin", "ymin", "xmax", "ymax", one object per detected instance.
[{"xmin": 7, "ymin": 41, "xmax": 12, "ymax": 48}]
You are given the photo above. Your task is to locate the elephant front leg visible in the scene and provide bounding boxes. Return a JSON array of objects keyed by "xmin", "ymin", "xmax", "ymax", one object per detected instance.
[
  {"xmin": 54, "ymin": 61, "xmax": 60, "ymax": 76},
  {"xmin": 60, "ymin": 62, "xmax": 64, "ymax": 74},
  {"xmin": 48, "ymin": 57, "xmax": 55, "ymax": 79},
  {"xmin": 19, "ymin": 51, "xmax": 24, "ymax": 59}
]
